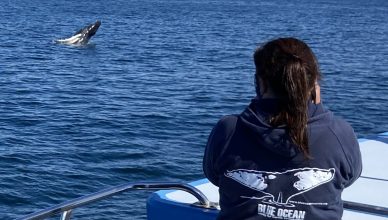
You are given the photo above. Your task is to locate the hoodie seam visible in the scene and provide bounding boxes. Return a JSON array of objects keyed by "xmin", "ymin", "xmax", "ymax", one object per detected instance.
[
  {"xmin": 328, "ymin": 126, "xmax": 352, "ymax": 184},
  {"xmin": 216, "ymin": 116, "xmax": 239, "ymax": 164}
]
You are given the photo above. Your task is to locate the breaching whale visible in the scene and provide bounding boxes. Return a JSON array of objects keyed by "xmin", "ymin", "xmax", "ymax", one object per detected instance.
[{"xmin": 55, "ymin": 20, "xmax": 101, "ymax": 45}]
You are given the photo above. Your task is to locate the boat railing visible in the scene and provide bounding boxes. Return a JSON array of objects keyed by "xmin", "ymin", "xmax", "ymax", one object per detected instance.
[
  {"xmin": 18, "ymin": 182, "xmax": 215, "ymax": 220},
  {"xmin": 17, "ymin": 180, "xmax": 388, "ymax": 219}
]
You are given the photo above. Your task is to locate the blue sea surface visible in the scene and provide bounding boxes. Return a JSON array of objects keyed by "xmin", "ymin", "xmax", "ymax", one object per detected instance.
[{"xmin": 1, "ymin": 0, "xmax": 387, "ymax": 219}]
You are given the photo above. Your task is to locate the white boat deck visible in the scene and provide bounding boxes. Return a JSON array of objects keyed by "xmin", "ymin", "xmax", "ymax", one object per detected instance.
[{"xmin": 342, "ymin": 138, "xmax": 388, "ymax": 219}]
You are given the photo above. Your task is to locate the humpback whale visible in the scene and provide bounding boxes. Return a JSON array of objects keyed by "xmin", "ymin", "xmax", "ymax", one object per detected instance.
[{"xmin": 55, "ymin": 21, "xmax": 101, "ymax": 45}]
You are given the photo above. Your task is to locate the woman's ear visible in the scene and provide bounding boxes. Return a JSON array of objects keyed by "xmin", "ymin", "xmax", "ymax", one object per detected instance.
[
  {"xmin": 255, "ymin": 76, "xmax": 275, "ymax": 99},
  {"xmin": 255, "ymin": 75, "xmax": 266, "ymax": 99},
  {"xmin": 254, "ymin": 75, "xmax": 261, "ymax": 98},
  {"xmin": 313, "ymin": 82, "xmax": 321, "ymax": 104}
]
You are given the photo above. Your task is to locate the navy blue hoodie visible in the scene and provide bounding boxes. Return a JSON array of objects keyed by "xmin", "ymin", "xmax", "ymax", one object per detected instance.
[{"xmin": 203, "ymin": 98, "xmax": 362, "ymax": 220}]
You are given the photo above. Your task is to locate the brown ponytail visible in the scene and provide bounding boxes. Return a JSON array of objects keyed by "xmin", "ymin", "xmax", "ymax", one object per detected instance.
[{"xmin": 254, "ymin": 38, "xmax": 320, "ymax": 158}]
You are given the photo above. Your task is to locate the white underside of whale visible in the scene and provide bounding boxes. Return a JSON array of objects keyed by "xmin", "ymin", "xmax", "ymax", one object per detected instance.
[{"xmin": 55, "ymin": 33, "xmax": 83, "ymax": 45}]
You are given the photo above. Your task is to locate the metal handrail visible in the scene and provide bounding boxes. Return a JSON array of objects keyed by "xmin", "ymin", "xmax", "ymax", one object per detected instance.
[
  {"xmin": 344, "ymin": 200, "xmax": 388, "ymax": 216},
  {"xmin": 18, "ymin": 182, "xmax": 212, "ymax": 220},
  {"xmin": 18, "ymin": 181, "xmax": 388, "ymax": 219}
]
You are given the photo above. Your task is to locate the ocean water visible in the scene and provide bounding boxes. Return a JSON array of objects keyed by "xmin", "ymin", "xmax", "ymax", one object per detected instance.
[{"xmin": 1, "ymin": 0, "xmax": 387, "ymax": 219}]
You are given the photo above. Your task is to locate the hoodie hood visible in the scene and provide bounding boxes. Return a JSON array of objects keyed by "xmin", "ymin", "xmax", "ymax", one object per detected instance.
[{"xmin": 240, "ymin": 98, "xmax": 329, "ymax": 158}]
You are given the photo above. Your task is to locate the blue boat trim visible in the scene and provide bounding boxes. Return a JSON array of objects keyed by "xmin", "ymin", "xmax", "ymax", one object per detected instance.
[{"xmin": 147, "ymin": 189, "xmax": 218, "ymax": 220}]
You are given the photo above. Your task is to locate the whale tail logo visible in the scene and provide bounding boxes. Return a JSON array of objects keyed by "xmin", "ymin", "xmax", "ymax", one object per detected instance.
[{"xmin": 225, "ymin": 167, "xmax": 335, "ymax": 206}]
